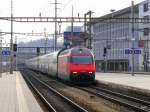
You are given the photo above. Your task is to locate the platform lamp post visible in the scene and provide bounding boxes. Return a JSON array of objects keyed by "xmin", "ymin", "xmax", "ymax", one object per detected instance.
[
  {"xmin": 44, "ymin": 28, "xmax": 47, "ymax": 54},
  {"xmin": 14, "ymin": 36, "xmax": 17, "ymax": 71},
  {"xmin": 103, "ymin": 47, "xmax": 107, "ymax": 73},
  {"xmin": 110, "ymin": 9, "xmax": 115, "ymax": 72},
  {"xmin": 0, "ymin": 30, "xmax": 2, "ymax": 76},
  {"xmin": 131, "ymin": 38, "xmax": 135, "ymax": 76}
]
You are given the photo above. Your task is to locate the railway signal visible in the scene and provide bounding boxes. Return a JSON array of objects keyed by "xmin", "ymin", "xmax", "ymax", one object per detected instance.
[
  {"xmin": 103, "ymin": 47, "xmax": 107, "ymax": 56},
  {"xmin": 37, "ymin": 47, "xmax": 40, "ymax": 56},
  {"xmin": 13, "ymin": 44, "xmax": 17, "ymax": 51}
]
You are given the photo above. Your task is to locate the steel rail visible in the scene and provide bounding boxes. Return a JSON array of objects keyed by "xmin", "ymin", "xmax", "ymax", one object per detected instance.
[
  {"xmin": 92, "ymin": 86, "xmax": 150, "ymax": 107},
  {"xmin": 21, "ymin": 70, "xmax": 57, "ymax": 112},
  {"xmin": 77, "ymin": 87, "xmax": 150, "ymax": 112},
  {"xmin": 23, "ymin": 70, "xmax": 88, "ymax": 112}
]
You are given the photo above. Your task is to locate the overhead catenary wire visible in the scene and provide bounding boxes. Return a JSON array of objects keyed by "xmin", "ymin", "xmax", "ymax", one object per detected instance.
[{"xmin": 58, "ymin": 0, "xmax": 74, "ymax": 16}]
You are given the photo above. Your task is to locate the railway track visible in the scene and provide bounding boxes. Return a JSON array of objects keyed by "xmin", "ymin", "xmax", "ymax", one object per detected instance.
[
  {"xmin": 21, "ymin": 69, "xmax": 150, "ymax": 112},
  {"xmin": 21, "ymin": 69, "xmax": 88, "ymax": 112},
  {"xmin": 77, "ymin": 86, "xmax": 150, "ymax": 112}
]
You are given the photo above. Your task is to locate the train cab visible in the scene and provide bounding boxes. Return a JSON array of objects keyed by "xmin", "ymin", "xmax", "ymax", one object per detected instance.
[{"xmin": 58, "ymin": 47, "xmax": 95, "ymax": 83}]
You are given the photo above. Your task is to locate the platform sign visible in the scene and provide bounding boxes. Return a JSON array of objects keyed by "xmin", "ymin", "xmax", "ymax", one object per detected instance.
[
  {"xmin": 125, "ymin": 49, "xmax": 142, "ymax": 54},
  {"xmin": 134, "ymin": 49, "xmax": 142, "ymax": 54},
  {"xmin": 1, "ymin": 50, "xmax": 11, "ymax": 56}
]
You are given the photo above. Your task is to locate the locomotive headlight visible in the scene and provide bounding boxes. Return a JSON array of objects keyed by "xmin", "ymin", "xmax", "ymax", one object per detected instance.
[
  {"xmin": 73, "ymin": 72, "xmax": 77, "ymax": 74},
  {"xmin": 79, "ymin": 49, "xmax": 83, "ymax": 54},
  {"xmin": 89, "ymin": 72, "xmax": 93, "ymax": 74}
]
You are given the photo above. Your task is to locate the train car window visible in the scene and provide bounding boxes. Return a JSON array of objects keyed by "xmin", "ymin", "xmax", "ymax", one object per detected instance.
[
  {"xmin": 60, "ymin": 51, "xmax": 64, "ymax": 55},
  {"xmin": 67, "ymin": 56, "xmax": 70, "ymax": 62},
  {"xmin": 70, "ymin": 56, "xmax": 93, "ymax": 64},
  {"xmin": 52, "ymin": 58, "xmax": 57, "ymax": 63},
  {"xmin": 71, "ymin": 48, "xmax": 91, "ymax": 55},
  {"xmin": 46, "ymin": 54, "xmax": 52, "ymax": 57},
  {"xmin": 60, "ymin": 50, "xmax": 69, "ymax": 56}
]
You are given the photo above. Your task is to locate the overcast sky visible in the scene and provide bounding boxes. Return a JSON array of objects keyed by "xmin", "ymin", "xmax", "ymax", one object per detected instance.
[{"xmin": 0, "ymin": 0, "xmax": 144, "ymax": 43}]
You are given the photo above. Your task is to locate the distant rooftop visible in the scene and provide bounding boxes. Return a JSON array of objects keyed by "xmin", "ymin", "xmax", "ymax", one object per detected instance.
[
  {"xmin": 100, "ymin": 4, "xmax": 139, "ymax": 18},
  {"xmin": 92, "ymin": 3, "xmax": 139, "ymax": 24}
]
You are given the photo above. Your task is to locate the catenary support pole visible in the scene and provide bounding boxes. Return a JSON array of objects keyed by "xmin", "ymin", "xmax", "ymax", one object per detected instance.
[
  {"xmin": 10, "ymin": 0, "xmax": 13, "ymax": 74},
  {"xmin": 131, "ymin": 1, "xmax": 135, "ymax": 76}
]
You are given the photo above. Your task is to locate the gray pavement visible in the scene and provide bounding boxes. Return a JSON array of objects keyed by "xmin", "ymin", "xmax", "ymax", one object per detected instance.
[
  {"xmin": 96, "ymin": 72, "xmax": 150, "ymax": 90},
  {"xmin": 0, "ymin": 71, "xmax": 43, "ymax": 112}
]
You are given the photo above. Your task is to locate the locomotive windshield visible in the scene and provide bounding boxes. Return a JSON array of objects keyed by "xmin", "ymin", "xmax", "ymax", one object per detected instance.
[{"xmin": 71, "ymin": 56, "xmax": 93, "ymax": 64}]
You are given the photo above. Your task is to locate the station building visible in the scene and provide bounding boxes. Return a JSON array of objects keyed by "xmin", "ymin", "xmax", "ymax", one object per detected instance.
[
  {"xmin": 139, "ymin": 0, "xmax": 150, "ymax": 71},
  {"xmin": 92, "ymin": 0, "xmax": 150, "ymax": 72},
  {"xmin": 63, "ymin": 26, "xmax": 84, "ymax": 47}
]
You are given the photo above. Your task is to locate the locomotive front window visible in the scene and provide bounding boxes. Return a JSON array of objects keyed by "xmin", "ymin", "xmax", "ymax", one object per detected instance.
[{"xmin": 71, "ymin": 56, "xmax": 93, "ymax": 64}]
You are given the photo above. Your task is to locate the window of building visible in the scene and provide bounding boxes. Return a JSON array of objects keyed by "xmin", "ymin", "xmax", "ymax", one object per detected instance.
[
  {"xmin": 143, "ymin": 28, "xmax": 149, "ymax": 36},
  {"xmin": 143, "ymin": 16, "xmax": 149, "ymax": 24},
  {"xmin": 143, "ymin": 3, "xmax": 149, "ymax": 12}
]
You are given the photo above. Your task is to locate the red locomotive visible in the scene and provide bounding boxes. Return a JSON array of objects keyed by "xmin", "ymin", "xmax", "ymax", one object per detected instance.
[{"xmin": 26, "ymin": 46, "xmax": 95, "ymax": 84}]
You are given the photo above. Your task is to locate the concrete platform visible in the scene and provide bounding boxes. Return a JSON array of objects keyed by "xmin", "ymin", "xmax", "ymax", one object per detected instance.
[
  {"xmin": 0, "ymin": 71, "xmax": 44, "ymax": 112},
  {"xmin": 96, "ymin": 72, "xmax": 150, "ymax": 90}
]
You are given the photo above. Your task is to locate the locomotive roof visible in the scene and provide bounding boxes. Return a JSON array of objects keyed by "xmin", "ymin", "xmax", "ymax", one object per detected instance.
[{"xmin": 59, "ymin": 46, "xmax": 92, "ymax": 55}]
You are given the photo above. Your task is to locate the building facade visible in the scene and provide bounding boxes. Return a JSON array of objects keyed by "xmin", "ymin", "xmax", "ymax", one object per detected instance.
[
  {"xmin": 63, "ymin": 26, "xmax": 84, "ymax": 48},
  {"xmin": 139, "ymin": 0, "xmax": 150, "ymax": 71},
  {"xmin": 92, "ymin": 2, "xmax": 150, "ymax": 72}
]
